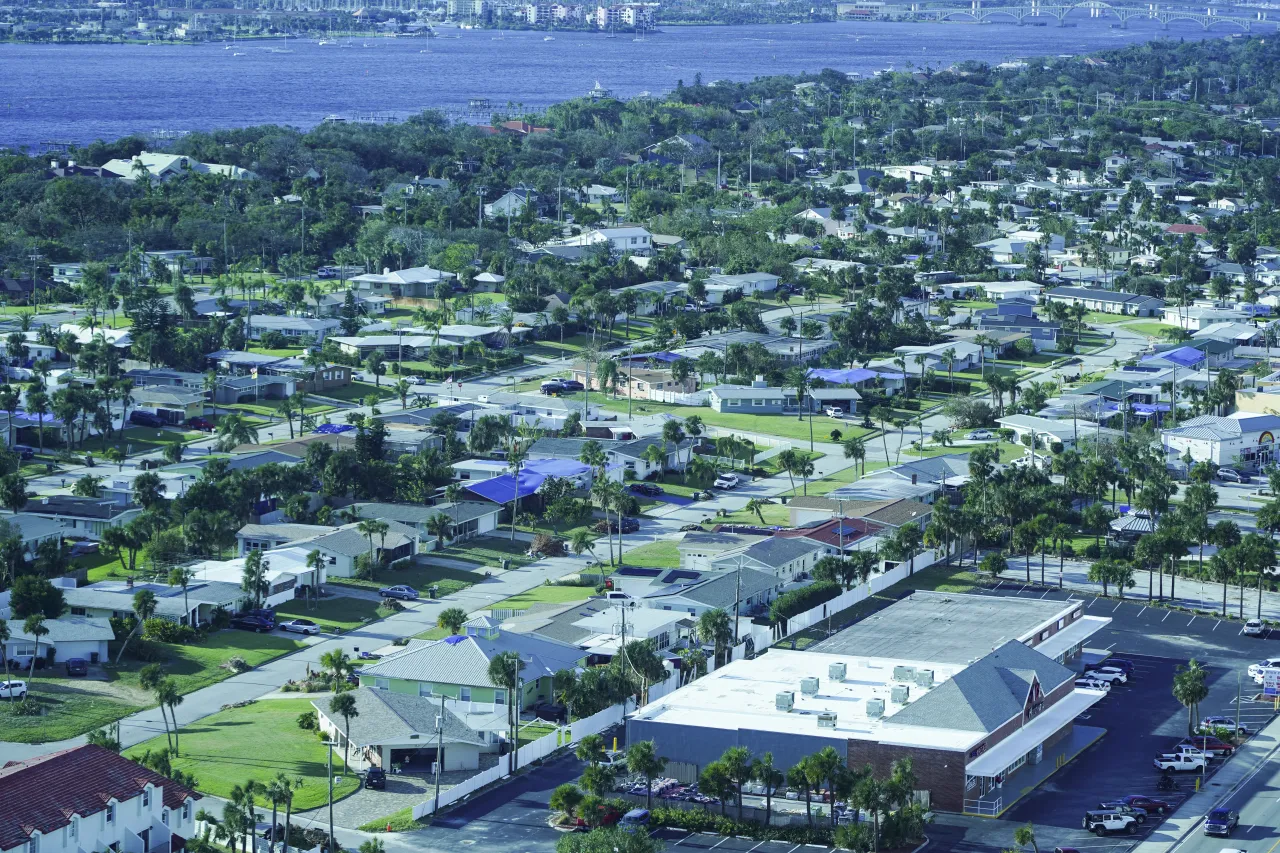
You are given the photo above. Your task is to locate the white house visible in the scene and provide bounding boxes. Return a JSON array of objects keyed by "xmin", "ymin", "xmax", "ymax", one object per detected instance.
[
  {"xmin": 0, "ymin": 745, "xmax": 201, "ymax": 853},
  {"xmin": 6, "ymin": 616, "xmax": 113, "ymax": 665},
  {"xmin": 100, "ymin": 150, "xmax": 255, "ymax": 181},
  {"xmin": 1162, "ymin": 412, "xmax": 1280, "ymax": 468}
]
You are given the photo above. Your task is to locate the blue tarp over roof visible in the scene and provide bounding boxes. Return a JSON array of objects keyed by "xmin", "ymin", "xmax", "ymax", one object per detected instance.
[
  {"xmin": 624, "ymin": 351, "xmax": 683, "ymax": 363},
  {"xmin": 314, "ymin": 424, "xmax": 356, "ymax": 434},
  {"xmin": 464, "ymin": 470, "xmax": 544, "ymax": 504},
  {"xmin": 525, "ymin": 458, "xmax": 592, "ymax": 477},
  {"xmin": 807, "ymin": 367, "xmax": 878, "ymax": 385},
  {"xmin": 1144, "ymin": 346, "xmax": 1206, "ymax": 368}
]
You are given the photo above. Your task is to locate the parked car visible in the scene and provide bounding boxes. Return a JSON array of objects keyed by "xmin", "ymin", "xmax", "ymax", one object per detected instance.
[
  {"xmin": 1082, "ymin": 811, "xmax": 1137, "ymax": 836},
  {"xmin": 540, "ymin": 381, "xmax": 567, "ymax": 396},
  {"xmin": 629, "ymin": 483, "xmax": 664, "ymax": 497},
  {"xmin": 1217, "ymin": 467, "xmax": 1249, "ymax": 483},
  {"xmin": 405, "ymin": 375, "xmax": 425, "ymax": 385},
  {"xmin": 1083, "ymin": 666, "xmax": 1128, "ymax": 684},
  {"xmin": 1248, "ymin": 656, "xmax": 1280, "ymax": 679},
  {"xmin": 1244, "ymin": 619, "xmax": 1265, "ymax": 636},
  {"xmin": 714, "ymin": 473, "xmax": 740, "ymax": 489},
  {"xmin": 129, "ymin": 410, "xmax": 165, "ymax": 428},
  {"xmin": 966, "ymin": 429, "xmax": 994, "ymax": 441},
  {"xmin": 1118, "ymin": 795, "xmax": 1171, "ymax": 814},
  {"xmin": 230, "ymin": 615, "xmax": 275, "ymax": 633},
  {"xmin": 1074, "ymin": 676, "xmax": 1111, "ymax": 691},
  {"xmin": 1096, "ymin": 658, "xmax": 1135, "ymax": 676},
  {"xmin": 365, "ymin": 767, "xmax": 386, "ymax": 790},
  {"xmin": 0, "ymin": 680, "xmax": 27, "ymax": 699},
  {"xmin": 560, "ymin": 380, "xmax": 585, "ymax": 392},
  {"xmin": 280, "ymin": 618, "xmax": 321, "ymax": 635},
  {"xmin": 1201, "ymin": 716, "xmax": 1250, "ymax": 735},
  {"xmin": 187, "ymin": 416, "xmax": 215, "ymax": 431},
  {"xmin": 824, "ymin": 406, "xmax": 845, "ymax": 418},
  {"xmin": 64, "ymin": 658, "xmax": 88, "ymax": 677},
  {"xmin": 1179, "ymin": 735, "xmax": 1234, "ymax": 756},
  {"xmin": 379, "ymin": 585, "xmax": 420, "ymax": 601},
  {"xmin": 1154, "ymin": 751, "xmax": 1206, "ymax": 772},
  {"xmin": 1097, "ymin": 802, "xmax": 1147, "ymax": 823},
  {"xmin": 10, "ymin": 444, "xmax": 34, "ymax": 460},
  {"xmin": 530, "ymin": 701, "xmax": 567, "ymax": 723},
  {"xmin": 1204, "ymin": 808, "xmax": 1240, "ymax": 837}
]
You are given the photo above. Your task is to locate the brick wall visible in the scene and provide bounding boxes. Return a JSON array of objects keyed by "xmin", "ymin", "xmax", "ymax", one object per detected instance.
[{"xmin": 847, "ymin": 740, "xmax": 967, "ymax": 811}]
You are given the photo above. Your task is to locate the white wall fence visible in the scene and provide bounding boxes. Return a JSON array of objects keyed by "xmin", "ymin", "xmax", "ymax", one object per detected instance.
[
  {"xmin": 412, "ymin": 696, "xmax": 629, "ymax": 819},
  {"xmin": 653, "ymin": 389, "xmax": 709, "ymax": 405},
  {"xmin": 703, "ymin": 425, "xmax": 794, "ymax": 451}
]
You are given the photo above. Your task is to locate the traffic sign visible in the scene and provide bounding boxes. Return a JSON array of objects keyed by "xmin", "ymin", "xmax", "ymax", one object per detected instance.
[{"xmin": 1263, "ymin": 668, "xmax": 1280, "ymax": 697}]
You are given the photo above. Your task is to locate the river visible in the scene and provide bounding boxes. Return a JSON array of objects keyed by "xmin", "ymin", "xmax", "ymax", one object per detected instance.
[{"xmin": 0, "ymin": 19, "xmax": 1224, "ymax": 149}]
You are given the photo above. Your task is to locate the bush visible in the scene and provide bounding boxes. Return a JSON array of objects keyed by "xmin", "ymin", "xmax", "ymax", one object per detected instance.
[
  {"xmin": 769, "ymin": 581, "xmax": 841, "ymax": 623},
  {"xmin": 531, "ymin": 533, "xmax": 566, "ymax": 557},
  {"xmin": 1083, "ymin": 542, "xmax": 1101, "ymax": 559},
  {"xmin": 109, "ymin": 615, "xmax": 137, "ymax": 642},
  {"xmin": 222, "ymin": 656, "xmax": 250, "ymax": 674},
  {"xmin": 143, "ymin": 618, "xmax": 197, "ymax": 644},
  {"xmin": 297, "ymin": 710, "xmax": 319, "ymax": 730}
]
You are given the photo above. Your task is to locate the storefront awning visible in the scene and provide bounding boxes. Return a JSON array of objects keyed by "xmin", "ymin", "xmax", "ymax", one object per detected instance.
[
  {"xmin": 1033, "ymin": 615, "xmax": 1111, "ymax": 663},
  {"xmin": 966, "ymin": 687, "xmax": 1106, "ymax": 778}
]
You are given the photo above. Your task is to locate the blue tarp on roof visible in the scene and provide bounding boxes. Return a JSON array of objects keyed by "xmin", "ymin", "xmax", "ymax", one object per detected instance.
[
  {"xmin": 313, "ymin": 424, "xmax": 356, "ymax": 434},
  {"xmin": 1131, "ymin": 403, "xmax": 1172, "ymax": 414},
  {"xmin": 464, "ymin": 469, "xmax": 545, "ymax": 504},
  {"xmin": 1144, "ymin": 346, "xmax": 1206, "ymax": 368},
  {"xmin": 625, "ymin": 351, "xmax": 683, "ymax": 363},
  {"xmin": 525, "ymin": 458, "xmax": 592, "ymax": 478},
  {"xmin": 807, "ymin": 368, "xmax": 878, "ymax": 385}
]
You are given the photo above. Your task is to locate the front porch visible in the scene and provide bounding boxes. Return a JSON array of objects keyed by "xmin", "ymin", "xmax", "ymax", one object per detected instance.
[{"xmin": 963, "ymin": 723, "xmax": 1106, "ymax": 817}]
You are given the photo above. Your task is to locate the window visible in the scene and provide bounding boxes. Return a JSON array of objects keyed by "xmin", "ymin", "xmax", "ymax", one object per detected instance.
[
  {"xmin": 726, "ymin": 399, "xmax": 741, "ymax": 408},
  {"xmin": 494, "ymin": 688, "xmax": 506, "ymax": 705},
  {"xmin": 1057, "ymin": 618, "xmax": 1065, "ymax": 629},
  {"xmin": 29, "ymin": 835, "xmax": 38, "ymax": 853},
  {"xmin": 71, "ymin": 607, "xmax": 86, "ymax": 616},
  {"xmin": 106, "ymin": 804, "xmax": 115, "ymax": 825},
  {"xmin": 182, "ymin": 803, "xmax": 191, "ymax": 822},
  {"xmin": 162, "ymin": 810, "xmax": 169, "ymax": 826},
  {"xmin": 1039, "ymin": 629, "xmax": 1050, "ymax": 641},
  {"xmin": 752, "ymin": 399, "xmax": 765, "ymax": 407},
  {"xmin": 460, "ymin": 686, "xmax": 472, "ymax": 702},
  {"xmin": 374, "ymin": 678, "xmax": 389, "ymax": 690},
  {"xmin": 69, "ymin": 819, "xmax": 78, "ymax": 841},
  {"xmin": 142, "ymin": 788, "xmax": 151, "ymax": 808},
  {"xmin": 418, "ymin": 682, "xmax": 434, "ymax": 697}
]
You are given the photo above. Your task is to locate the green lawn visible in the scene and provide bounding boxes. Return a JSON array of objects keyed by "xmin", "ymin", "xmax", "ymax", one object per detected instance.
[
  {"xmin": 777, "ymin": 463, "xmax": 867, "ymax": 497},
  {"xmin": 359, "ymin": 806, "xmax": 428, "ymax": 833},
  {"xmin": 492, "ymin": 583, "xmax": 595, "ymax": 611},
  {"xmin": 954, "ymin": 299, "xmax": 996, "ymax": 310},
  {"xmin": 717, "ymin": 500, "xmax": 792, "ymax": 527},
  {"xmin": 124, "ymin": 698, "xmax": 359, "ymax": 810},
  {"xmin": 273, "ymin": 598, "xmax": 381, "ymax": 633},
  {"xmin": 441, "ymin": 536, "xmax": 538, "ymax": 570},
  {"xmin": 0, "ymin": 690, "xmax": 144, "ymax": 744},
  {"xmin": 624, "ymin": 540, "xmax": 681, "ymax": 569},
  {"xmin": 332, "ymin": 562, "xmax": 481, "ymax": 596},
  {"xmin": 80, "ymin": 428, "xmax": 199, "ymax": 455},
  {"xmin": 905, "ymin": 441, "xmax": 1023, "ymax": 462},
  {"xmin": 74, "ymin": 551, "xmax": 130, "ymax": 583},
  {"xmin": 1120, "ymin": 321, "xmax": 1179, "ymax": 339},
  {"xmin": 318, "ymin": 381, "xmax": 396, "ymax": 404},
  {"xmin": 247, "ymin": 346, "xmax": 306, "ymax": 358},
  {"xmin": 413, "ymin": 626, "xmax": 451, "ymax": 641},
  {"xmin": 1080, "ymin": 311, "xmax": 1132, "ymax": 326},
  {"xmin": 114, "ymin": 631, "xmax": 308, "ymax": 696},
  {"xmin": 759, "ymin": 449, "xmax": 824, "ymax": 477},
  {"xmin": 595, "ymin": 398, "xmax": 871, "ymax": 443}
]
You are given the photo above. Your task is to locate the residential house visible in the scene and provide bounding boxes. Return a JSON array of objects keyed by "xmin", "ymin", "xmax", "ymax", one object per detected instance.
[
  {"xmin": 675, "ymin": 331, "xmax": 837, "ymax": 365},
  {"xmin": 611, "ymin": 435, "xmax": 694, "ymax": 480},
  {"xmin": 15, "ymin": 496, "xmax": 143, "ymax": 540},
  {"xmin": 351, "ymin": 501, "xmax": 502, "ymax": 545},
  {"xmin": 64, "ymin": 579, "xmax": 245, "ymax": 627},
  {"xmin": 351, "ymin": 266, "xmax": 457, "ymax": 299},
  {"xmin": 484, "ymin": 188, "xmax": 538, "ymax": 218},
  {"xmin": 304, "ymin": 520, "xmax": 421, "ymax": 578},
  {"xmin": 189, "ymin": 546, "xmax": 328, "ymax": 607},
  {"xmin": 582, "ymin": 184, "xmax": 621, "ymax": 203},
  {"xmin": 5, "ymin": 616, "xmax": 114, "ymax": 665},
  {"xmin": 245, "ymin": 315, "xmax": 340, "ymax": 342},
  {"xmin": 618, "ymin": 280, "xmax": 687, "ymax": 315},
  {"xmin": 0, "ymin": 745, "xmax": 201, "ymax": 853},
  {"xmin": 100, "ymin": 150, "xmax": 255, "ymax": 181},
  {"xmin": 709, "ymin": 380, "xmax": 798, "ymax": 414},
  {"xmin": 976, "ymin": 305, "xmax": 1061, "ymax": 351},
  {"xmin": 704, "ymin": 272, "xmax": 780, "ymax": 302},
  {"xmin": 1046, "ymin": 286, "xmax": 1164, "ymax": 317},
  {"xmin": 707, "ymin": 536, "xmax": 826, "ymax": 582},
  {"xmin": 636, "ymin": 565, "xmax": 782, "ymax": 619},
  {"xmin": 131, "ymin": 386, "xmax": 205, "ymax": 425},
  {"xmin": 236, "ymin": 522, "xmax": 336, "ymax": 555},
  {"xmin": 827, "ymin": 455, "xmax": 971, "ymax": 503},
  {"xmin": 569, "ymin": 364, "xmax": 697, "ymax": 400},
  {"xmin": 357, "ymin": 616, "xmax": 587, "ymax": 714},
  {"xmin": 4, "ymin": 513, "xmax": 67, "ymax": 555},
  {"xmin": 313, "ymin": 687, "xmax": 491, "ymax": 773}
]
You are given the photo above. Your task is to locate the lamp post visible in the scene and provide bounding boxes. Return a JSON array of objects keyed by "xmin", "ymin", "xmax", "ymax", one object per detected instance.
[{"xmin": 323, "ymin": 738, "xmax": 337, "ymax": 853}]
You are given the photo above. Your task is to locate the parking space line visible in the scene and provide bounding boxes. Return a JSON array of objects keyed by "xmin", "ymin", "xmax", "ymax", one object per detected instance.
[
  {"xmin": 1188, "ymin": 615, "xmax": 1196, "ymax": 627},
  {"xmin": 746, "ymin": 842, "xmax": 766, "ymax": 853},
  {"xmin": 785, "ymin": 845, "xmax": 801, "ymax": 853},
  {"xmin": 1086, "ymin": 597, "xmax": 1095, "ymax": 608},
  {"xmin": 1138, "ymin": 606, "xmax": 1147, "ymax": 616},
  {"xmin": 1163, "ymin": 610, "xmax": 1171, "ymax": 621},
  {"xmin": 710, "ymin": 838, "xmax": 730, "ymax": 849},
  {"xmin": 1113, "ymin": 601, "xmax": 1124, "ymax": 612},
  {"xmin": 1214, "ymin": 620, "xmax": 1222, "ymax": 631}
]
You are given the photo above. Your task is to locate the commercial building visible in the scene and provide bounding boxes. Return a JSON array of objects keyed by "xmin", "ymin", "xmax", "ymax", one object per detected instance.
[{"xmin": 627, "ymin": 592, "xmax": 1109, "ymax": 816}]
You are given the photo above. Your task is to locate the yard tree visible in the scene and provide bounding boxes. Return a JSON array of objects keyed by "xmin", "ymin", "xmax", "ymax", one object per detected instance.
[
  {"xmin": 696, "ymin": 607, "xmax": 733, "ymax": 667},
  {"xmin": 9, "ymin": 575, "xmax": 65, "ymax": 620},
  {"xmin": 699, "ymin": 759, "xmax": 736, "ymax": 817},
  {"xmin": 437, "ymin": 607, "xmax": 467, "ymax": 635},
  {"xmin": 489, "ymin": 650, "xmax": 525, "ymax": 771},
  {"xmin": 549, "ymin": 783, "xmax": 585, "ymax": 820},
  {"xmin": 241, "ymin": 550, "xmax": 270, "ymax": 610},
  {"xmin": 555, "ymin": 828, "xmax": 660, "ymax": 853},
  {"xmin": 115, "ymin": 588, "xmax": 157, "ymax": 663},
  {"xmin": 328, "ymin": 691, "xmax": 359, "ymax": 771},
  {"xmin": 751, "ymin": 752, "xmax": 785, "ymax": 823},
  {"xmin": 320, "ymin": 648, "xmax": 351, "ymax": 684},
  {"xmin": 1013, "ymin": 822, "xmax": 1040, "ymax": 853},
  {"xmin": 624, "ymin": 740, "xmax": 667, "ymax": 810},
  {"xmin": 22, "ymin": 614, "xmax": 48, "ymax": 697},
  {"xmin": 1172, "ymin": 658, "xmax": 1209, "ymax": 737},
  {"xmin": 720, "ymin": 745, "xmax": 754, "ymax": 821}
]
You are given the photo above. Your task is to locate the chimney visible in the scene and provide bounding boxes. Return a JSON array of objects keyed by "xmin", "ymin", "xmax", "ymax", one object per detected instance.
[
  {"xmin": 126, "ymin": 576, "xmax": 134, "ymax": 589},
  {"xmin": 50, "ymin": 159, "xmax": 59, "ymax": 170},
  {"xmin": 383, "ymin": 267, "xmax": 391, "ymax": 275},
  {"xmin": 752, "ymin": 374, "xmax": 767, "ymax": 388},
  {"xmin": 67, "ymin": 160, "xmax": 75, "ymax": 168},
  {"xmin": 911, "ymin": 473, "xmax": 918, "ymax": 485}
]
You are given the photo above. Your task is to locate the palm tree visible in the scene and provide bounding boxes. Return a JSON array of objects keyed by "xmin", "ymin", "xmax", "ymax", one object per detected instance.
[
  {"xmin": 624, "ymin": 740, "xmax": 667, "ymax": 810},
  {"xmin": 116, "ymin": 588, "xmax": 157, "ymax": 663},
  {"xmin": 276, "ymin": 396, "xmax": 297, "ymax": 439},
  {"xmin": 570, "ymin": 529, "xmax": 597, "ymax": 564},
  {"xmin": 328, "ymin": 691, "xmax": 359, "ymax": 771},
  {"xmin": 661, "ymin": 420, "xmax": 686, "ymax": 480},
  {"xmin": 356, "ymin": 519, "xmax": 389, "ymax": 576},
  {"xmin": 158, "ymin": 679, "xmax": 183, "ymax": 754},
  {"xmin": 394, "ymin": 379, "xmax": 411, "ymax": 410},
  {"xmin": 22, "ymin": 614, "xmax": 47, "ymax": 698},
  {"xmin": 0, "ymin": 618, "xmax": 10, "ymax": 703},
  {"xmin": 642, "ymin": 444, "xmax": 665, "ymax": 481},
  {"xmin": 506, "ymin": 433, "xmax": 531, "ymax": 541},
  {"xmin": 437, "ymin": 607, "xmax": 467, "ymax": 635},
  {"xmin": 697, "ymin": 608, "xmax": 733, "ymax": 667},
  {"xmin": 320, "ymin": 648, "xmax": 351, "ymax": 683},
  {"xmin": 489, "ymin": 650, "xmax": 525, "ymax": 771},
  {"xmin": 744, "ymin": 498, "xmax": 773, "ymax": 525},
  {"xmin": 751, "ymin": 752, "xmax": 785, "ymax": 823},
  {"xmin": 843, "ymin": 436, "xmax": 866, "ymax": 477},
  {"xmin": 215, "ymin": 414, "xmax": 259, "ymax": 451},
  {"xmin": 1172, "ymin": 658, "xmax": 1210, "ymax": 738}
]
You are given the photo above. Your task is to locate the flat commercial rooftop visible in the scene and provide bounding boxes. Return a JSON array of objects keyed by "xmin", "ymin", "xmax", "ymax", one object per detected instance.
[{"xmin": 810, "ymin": 591, "xmax": 1078, "ymax": 664}]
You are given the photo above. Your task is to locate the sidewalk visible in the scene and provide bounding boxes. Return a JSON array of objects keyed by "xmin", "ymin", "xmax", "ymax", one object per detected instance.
[
  {"xmin": 995, "ymin": 557, "xmax": 1280, "ymax": 622},
  {"xmin": 1130, "ymin": 713, "xmax": 1280, "ymax": 852}
]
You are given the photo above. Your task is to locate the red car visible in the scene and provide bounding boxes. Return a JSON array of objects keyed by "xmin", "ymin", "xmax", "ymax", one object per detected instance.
[
  {"xmin": 1179, "ymin": 735, "xmax": 1234, "ymax": 756},
  {"xmin": 1121, "ymin": 795, "xmax": 1171, "ymax": 815},
  {"xmin": 187, "ymin": 416, "xmax": 215, "ymax": 431}
]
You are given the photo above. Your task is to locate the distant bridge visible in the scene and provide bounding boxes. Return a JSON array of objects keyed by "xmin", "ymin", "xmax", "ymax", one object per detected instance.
[{"xmin": 928, "ymin": 0, "xmax": 1272, "ymax": 29}]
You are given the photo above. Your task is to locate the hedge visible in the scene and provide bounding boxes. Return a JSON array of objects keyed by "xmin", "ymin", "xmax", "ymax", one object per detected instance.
[
  {"xmin": 648, "ymin": 806, "xmax": 834, "ymax": 844},
  {"xmin": 770, "ymin": 581, "xmax": 842, "ymax": 623}
]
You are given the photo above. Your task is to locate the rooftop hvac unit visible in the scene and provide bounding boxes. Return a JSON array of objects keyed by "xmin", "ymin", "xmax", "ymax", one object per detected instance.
[
  {"xmin": 800, "ymin": 677, "xmax": 820, "ymax": 696},
  {"xmin": 915, "ymin": 669, "xmax": 935, "ymax": 688},
  {"xmin": 892, "ymin": 665, "xmax": 917, "ymax": 682},
  {"xmin": 829, "ymin": 662, "xmax": 847, "ymax": 682},
  {"xmin": 865, "ymin": 698, "xmax": 885, "ymax": 719},
  {"xmin": 817, "ymin": 712, "xmax": 838, "ymax": 729},
  {"xmin": 776, "ymin": 691, "xmax": 795, "ymax": 711},
  {"xmin": 890, "ymin": 684, "xmax": 910, "ymax": 704}
]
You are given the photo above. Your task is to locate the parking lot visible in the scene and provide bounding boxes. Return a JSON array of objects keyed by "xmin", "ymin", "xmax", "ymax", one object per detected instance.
[
  {"xmin": 932, "ymin": 583, "xmax": 1280, "ymax": 853},
  {"xmin": 650, "ymin": 827, "xmax": 840, "ymax": 853}
]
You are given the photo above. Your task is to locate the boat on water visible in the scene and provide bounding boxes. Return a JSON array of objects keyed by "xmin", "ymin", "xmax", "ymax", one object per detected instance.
[
  {"xmin": 233, "ymin": 52, "xmax": 245, "ymax": 56},
  {"xmin": 317, "ymin": 39, "xmax": 335, "ymax": 45},
  {"xmin": 588, "ymin": 80, "xmax": 611, "ymax": 99},
  {"xmin": 544, "ymin": 35, "xmax": 554, "ymax": 41}
]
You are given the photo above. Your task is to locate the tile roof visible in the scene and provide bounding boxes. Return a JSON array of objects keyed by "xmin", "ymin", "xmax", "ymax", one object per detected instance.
[{"xmin": 0, "ymin": 745, "xmax": 199, "ymax": 850}]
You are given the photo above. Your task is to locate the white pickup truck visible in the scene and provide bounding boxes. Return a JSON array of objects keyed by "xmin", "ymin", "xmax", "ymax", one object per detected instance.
[{"xmin": 1153, "ymin": 751, "xmax": 1206, "ymax": 772}]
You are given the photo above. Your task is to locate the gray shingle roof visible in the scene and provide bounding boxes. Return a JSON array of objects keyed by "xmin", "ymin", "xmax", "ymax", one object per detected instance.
[
  {"xmin": 353, "ymin": 501, "xmax": 499, "ymax": 526},
  {"xmin": 530, "ymin": 437, "xmax": 620, "ymax": 458},
  {"xmin": 359, "ymin": 630, "xmax": 585, "ymax": 687},
  {"xmin": 310, "ymin": 519, "xmax": 418, "ymax": 557},
  {"xmin": 887, "ymin": 640, "xmax": 1074, "ymax": 733},
  {"xmin": 739, "ymin": 536, "xmax": 825, "ymax": 568},
  {"xmin": 650, "ymin": 566, "xmax": 778, "ymax": 608},
  {"xmin": 10, "ymin": 616, "xmax": 113, "ymax": 644},
  {"xmin": 313, "ymin": 687, "xmax": 485, "ymax": 748}
]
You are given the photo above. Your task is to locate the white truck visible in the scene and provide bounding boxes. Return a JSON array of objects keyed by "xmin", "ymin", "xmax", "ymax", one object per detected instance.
[{"xmin": 1153, "ymin": 750, "xmax": 1206, "ymax": 772}]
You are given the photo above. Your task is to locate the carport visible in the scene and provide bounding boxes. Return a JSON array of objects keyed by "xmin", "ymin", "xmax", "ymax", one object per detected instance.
[
  {"xmin": 963, "ymin": 688, "xmax": 1106, "ymax": 815},
  {"xmin": 314, "ymin": 687, "xmax": 486, "ymax": 772}
]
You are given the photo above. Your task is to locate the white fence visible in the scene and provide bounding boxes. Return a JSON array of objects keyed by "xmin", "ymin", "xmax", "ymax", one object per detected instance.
[
  {"xmin": 654, "ymin": 389, "xmax": 709, "ymax": 405},
  {"xmin": 413, "ymin": 693, "xmax": 629, "ymax": 819},
  {"xmin": 703, "ymin": 425, "xmax": 794, "ymax": 451}
]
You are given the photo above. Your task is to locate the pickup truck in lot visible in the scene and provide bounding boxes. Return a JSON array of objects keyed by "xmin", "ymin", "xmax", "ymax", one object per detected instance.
[{"xmin": 1154, "ymin": 751, "xmax": 1206, "ymax": 772}]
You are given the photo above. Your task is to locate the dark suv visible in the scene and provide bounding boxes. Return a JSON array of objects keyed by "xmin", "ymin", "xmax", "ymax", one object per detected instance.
[
  {"xmin": 230, "ymin": 615, "xmax": 275, "ymax": 633},
  {"xmin": 365, "ymin": 767, "xmax": 386, "ymax": 790},
  {"xmin": 129, "ymin": 410, "xmax": 165, "ymax": 428}
]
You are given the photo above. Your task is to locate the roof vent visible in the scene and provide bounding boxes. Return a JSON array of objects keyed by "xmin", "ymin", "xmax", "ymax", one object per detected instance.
[
  {"xmin": 915, "ymin": 669, "xmax": 935, "ymax": 688},
  {"xmin": 865, "ymin": 698, "xmax": 885, "ymax": 719},
  {"xmin": 829, "ymin": 662, "xmax": 847, "ymax": 682},
  {"xmin": 800, "ymin": 677, "xmax": 820, "ymax": 696},
  {"xmin": 776, "ymin": 691, "xmax": 795, "ymax": 711},
  {"xmin": 817, "ymin": 711, "xmax": 837, "ymax": 729},
  {"xmin": 892, "ymin": 665, "xmax": 917, "ymax": 682},
  {"xmin": 890, "ymin": 684, "xmax": 910, "ymax": 704}
]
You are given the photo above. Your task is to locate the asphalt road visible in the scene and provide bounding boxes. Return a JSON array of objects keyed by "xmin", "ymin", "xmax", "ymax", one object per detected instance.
[{"xmin": 1168, "ymin": 752, "xmax": 1280, "ymax": 853}]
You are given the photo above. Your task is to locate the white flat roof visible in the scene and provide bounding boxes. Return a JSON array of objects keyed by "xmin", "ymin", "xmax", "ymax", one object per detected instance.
[
  {"xmin": 1033, "ymin": 614, "xmax": 1111, "ymax": 662},
  {"xmin": 631, "ymin": 648, "xmax": 982, "ymax": 751},
  {"xmin": 965, "ymin": 687, "xmax": 1105, "ymax": 776}
]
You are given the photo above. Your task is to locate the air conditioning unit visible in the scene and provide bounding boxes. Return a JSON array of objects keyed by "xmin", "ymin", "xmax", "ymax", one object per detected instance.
[
  {"xmin": 829, "ymin": 662, "xmax": 847, "ymax": 682},
  {"xmin": 865, "ymin": 698, "xmax": 885, "ymax": 719},
  {"xmin": 915, "ymin": 669, "xmax": 935, "ymax": 688},
  {"xmin": 800, "ymin": 677, "xmax": 820, "ymax": 696},
  {"xmin": 776, "ymin": 691, "xmax": 795, "ymax": 711},
  {"xmin": 817, "ymin": 712, "xmax": 837, "ymax": 729},
  {"xmin": 890, "ymin": 684, "xmax": 910, "ymax": 704},
  {"xmin": 892, "ymin": 665, "xmax": 917, "ymax": 682}
]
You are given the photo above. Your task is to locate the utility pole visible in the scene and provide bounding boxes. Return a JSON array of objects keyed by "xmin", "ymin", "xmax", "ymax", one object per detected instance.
[
  {"xmin": 476, "ymin": 185, "xmax": 487, "ymax": 229},
  {"xmin": 434, "ymin": 698, "xmax": 445, "ymax": 807},
  {"xmin": 325, "ymin": 739, "xmax": 336, "ymax": 853},
  {"xmin": 733, "ymin": 557, "xmax": 743, "ymax": 648}
]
